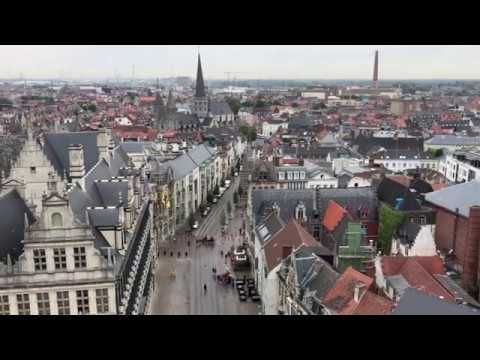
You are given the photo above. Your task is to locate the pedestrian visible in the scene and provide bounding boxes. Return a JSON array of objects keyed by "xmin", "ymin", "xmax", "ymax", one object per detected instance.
[
  {"xmin": 187, "ymin": 241, "xmax": 190, "ymax": 247},
  {"xmin": 220, "ymin": 250, "xmax": 224, "ymax": 257},
  {"xmin": 204, "ymin": 284, "xmax": 207, "ymax": 294},
  {"xmin": 178, "ymin": 251, "xmax": 181, "ymax": 258},
  {"xmin": 185, "ymin": 251, "xmax": 188, "ymax": 257}
]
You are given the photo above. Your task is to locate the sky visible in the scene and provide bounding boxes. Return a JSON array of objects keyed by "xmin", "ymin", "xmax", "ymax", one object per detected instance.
[{"xmin": 1, "ymin": 45, "xmax": 480, "ymax": 80}]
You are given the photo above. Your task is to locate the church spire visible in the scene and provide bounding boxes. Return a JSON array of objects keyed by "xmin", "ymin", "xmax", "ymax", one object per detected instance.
[{"xmin": 195, "ymin": 53, "xmax": 206, "ymax": 98}]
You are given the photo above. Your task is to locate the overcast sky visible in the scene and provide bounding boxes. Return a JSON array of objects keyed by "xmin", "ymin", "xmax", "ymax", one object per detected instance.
[{"xmin": 1, "ymin": 45, "xmax": 479, "ymax": 80}]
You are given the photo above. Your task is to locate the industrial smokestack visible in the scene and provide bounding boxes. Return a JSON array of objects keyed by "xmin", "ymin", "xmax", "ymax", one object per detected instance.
[
  {"xmin": 461, "ymin": 206, "xmax": 480, "ymax": 298},
  {"xmin": 373, "ymin": 50, "xmax": 379, "ymax": 90}
]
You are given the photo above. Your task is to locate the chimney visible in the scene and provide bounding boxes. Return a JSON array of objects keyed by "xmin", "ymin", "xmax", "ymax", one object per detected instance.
[
  {"xmin": 461, "ymin": 206, "xmax": 480, "ymax": 298},
  {"xmin": 97, "ymin": 127, "xmax": 109, "ymax": 161},
  {"xmin": 354, "ymin": 283, "xmax": 365, "ymax": 303},
  {"xmin": 68, "ymin": 144, "xmax": 85, "ymax": 183}
]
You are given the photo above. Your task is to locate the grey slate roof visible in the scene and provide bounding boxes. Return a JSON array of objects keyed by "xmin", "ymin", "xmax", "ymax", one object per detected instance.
[
  {"xmin": 87, "ymin": 208, "xmax": 120, "ymax": 227},
  {"xmin": 120, "ymin": 141, "xmax": 149, "ymax": 154},
  {"xmin": 252, "ymin": 189, "xmax": 316, "ymax": 224},
  {"xmin": 68, "ymin": 184, "xmax": 95, "ymax": 223},
  {"xmin": 393, "ymin": 288, "xmax": 480, "ymax": 315},
  {"xmin": 315, "ymin": 187, "xmax": 378, "ymax": 222},
  {"xmin": 94, "ymin": 180, "xmax": 128, "ymax": 207},
  {"xmin": 43, "ymin": 131, "xmax": 99, "ymax": 177},
  {"xmin": 0, "ymin": 189, "xmax": 35, "ymax": 262},
  {"xmin": 83, "ymin": 159, "xmax": 114, "ymax": 205},
  {"xmin": 209, "ymin": 101, "xmax": 233, "ymax": 116},
  {"xmin": 425, "ymin": 135, "xmax": 480, "ymax": 147},
  {"xmin": 186, "ymin": 144, "xmax": 216, "ymax": 166},
  {"xmin": 425, "ymin": 180, "xmax": 480, "ymax": 217},
  {"xmin": 293, "ymin": 247, "xmax": 339, "ymax": 301},
  {"xmin": 109, "ymin": 145, "xmax": 129, "ymax": 177}
]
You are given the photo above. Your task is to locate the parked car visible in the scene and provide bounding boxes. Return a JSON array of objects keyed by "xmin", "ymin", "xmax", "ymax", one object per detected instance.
[
  {"xmin": 191, "ymin": 220, "xmax": 199, "ymax": 230},
  {"xmin": 225, "ymin": 179, "xmax": 232, "ymax": 188},
  {"xmin": 212, "ymin": 197, "xmax": 218, "ymax": 204}
]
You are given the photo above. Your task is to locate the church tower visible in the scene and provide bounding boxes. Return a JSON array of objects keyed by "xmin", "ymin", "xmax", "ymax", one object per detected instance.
[
  {"xmin": 192, "ymin": 54, "xmax": 209, "ymax": 119},
  {"xmin": 153, "ymin": 81, "xmax": 167, "ymax": 130}
]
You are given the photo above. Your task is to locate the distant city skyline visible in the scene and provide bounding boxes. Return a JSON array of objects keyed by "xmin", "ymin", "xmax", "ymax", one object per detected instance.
[{"xmin": 1, "ymin": 45, "xmax": 480, "ymax": 80}]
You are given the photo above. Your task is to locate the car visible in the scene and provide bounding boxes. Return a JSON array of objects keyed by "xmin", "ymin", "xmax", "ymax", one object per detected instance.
[
  {"xmin": 212, "ymin": 197, "xmax": 218, "ymax": 204},
  {"xmin": 191, "ymin": 220, "xmax": 199, "ymax": 230},
  {"xmin": 225, "ymin": 180, "xmax": 232, "ymax": 188},
  {"xmin": 234, "ymin": 172, "xmax": 239, "ymax": 177},
  {"xmin": 234, "ymin": 248, "xmax": 246, "ymax": 256},
  {"xmin": 219, "ymin": 186, "xmax": 226, "ymax": 194}
]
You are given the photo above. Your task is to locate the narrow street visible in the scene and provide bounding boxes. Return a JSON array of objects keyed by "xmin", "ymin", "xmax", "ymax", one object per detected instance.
[{"xmin": 150, "ymin": 176, "xmax": 260, "ymax": 315}]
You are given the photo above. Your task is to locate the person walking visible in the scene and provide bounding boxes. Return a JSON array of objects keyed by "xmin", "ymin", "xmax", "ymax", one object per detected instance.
[{"xmin": 204, "ymin": 284, "xmax": 207, "ymax": 294}]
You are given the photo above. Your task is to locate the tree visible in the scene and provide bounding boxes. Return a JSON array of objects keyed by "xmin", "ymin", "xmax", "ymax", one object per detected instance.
[
  {"xmin": 230, "ymin": 168, "xmax": 235, "ymax": 178},
  {"xmin": 225, "ymin": 97, "xmax": 241, "ymax": 115},
  {"xmin": 233, "ymin": 191, "xmax": 239, "ymax": 204},
  {"xmin": 248, "ymin": 127, "xmax": 257, "ymax": 142},
  {"xmin": 214, "ymin": 185, "xmax": 220, "ymax": 196},
  {"xmin": 227, "ymin": 201, "xmax": 232, "ymax": 215},
  {"xmin": 378, "ymin": 204, "xmax": 405, "ymax": 255},
  {"xmin": 220, "ymin": 212, "xmax": 226, "ymax": 226},
  {"xmin": 238, "ymin": 186, "xmax": 244, "ymax": 197},
  {"xmin": 221, "ymin": 179, "xmax": 226, "ymax": 187}
]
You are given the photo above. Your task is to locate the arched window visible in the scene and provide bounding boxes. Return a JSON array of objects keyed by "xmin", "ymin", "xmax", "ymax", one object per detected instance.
[{"xmin": 51, "ymin": 213, "xmax": 63, "ymax": 228}]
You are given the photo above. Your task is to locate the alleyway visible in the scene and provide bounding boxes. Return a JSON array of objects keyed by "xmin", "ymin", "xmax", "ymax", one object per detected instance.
[{"xmin": 150, "ymin": 177, "xmax": 260, "ymax": 315}]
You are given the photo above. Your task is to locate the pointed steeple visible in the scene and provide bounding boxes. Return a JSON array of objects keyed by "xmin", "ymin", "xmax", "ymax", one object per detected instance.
[{"xmin": 195, "ymin": 54, "xmax": 206, "ymax": 98}]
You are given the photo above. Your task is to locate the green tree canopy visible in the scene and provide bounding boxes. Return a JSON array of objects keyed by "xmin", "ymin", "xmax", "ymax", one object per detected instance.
[{"xmin": 225, "ymin": 97, "xmax": 241, "ymax": 115}]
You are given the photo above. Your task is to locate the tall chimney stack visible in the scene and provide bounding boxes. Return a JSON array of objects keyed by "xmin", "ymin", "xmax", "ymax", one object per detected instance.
[
  {"xmin": 461, "ymin": 206, "xmax": 480, "ymax": 298},
  {"xmin": 373, "ymin": 50, "xmax": 379, "ymax": 90},
  {"xmin": 68, "ymin": 144, "xmax": 86, "ymax": 184}
]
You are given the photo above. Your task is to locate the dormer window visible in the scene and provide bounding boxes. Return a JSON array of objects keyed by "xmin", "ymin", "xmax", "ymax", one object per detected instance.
[{"xmin": 295, "ymin": 202, "xmax": 307, "ymax": 222}]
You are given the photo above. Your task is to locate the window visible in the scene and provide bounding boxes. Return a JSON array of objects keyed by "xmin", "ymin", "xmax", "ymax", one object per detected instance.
[
  {"xmin": 51, "ymin": 213, "xmax": 63, "ymax": 227},
  {"xmin": 278, "ymin": 172, "xmax": 285, "ymax": 181},
  {"xmin": 36, "ymin": 293, "xmax": 50, "ymax": 315},
  {"xmin": 33, "ymin": 249, "xmax": 47, "ymax": 272},
  {"xmin": 96, "ymin": 289, "xmax": 109, "ymax": 314},
  {"xmin": 76, "ymin": 290, "xmax": 89, "ymax": 315},
  {"xmin": 30, "ymin": 166, "xmax": 36, "ymax": 174},
  {"xmin": 54, "ymin": 248, "xmax": 67, "ymax": 270},
  {"xmin": 74, "ymin": 247, "xmax": 87, "ymax": 269},
  {"xmin": 16, "ymin": 294, "xmax": 30, "ymax": 315},
  {"xmin": 0, "ymin": 295, "xmax": 9, "ymax": 315},
  {"xmin": 419, "ymin": 216, "xmax": 427, "ymax": 225},
  {"xmin": 56, "ymin": 291, "xmax": 70, "ymax": 315}
]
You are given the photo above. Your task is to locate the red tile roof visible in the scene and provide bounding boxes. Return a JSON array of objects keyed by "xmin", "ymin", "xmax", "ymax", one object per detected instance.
[
  {"xmin": 263, "ymin": 218, "xmax": 317, "ymax": 272},
  {"xmin": 353, "ymin": 291, "xmax": 394, "ymax": 315},
  {"xmin": 432, "ymin": 183, "xmax": 448, "ymax": 191},
  {"xmin": 389, "ymin": 175, "xmax": 411, "ymax": 188},
  {"xmin": 322, "ymin": 200, "xmax": 348, "ymax": 232},
  {"xmin": 323, "ymin": 267, "xmax": 392, "ymax": 315},
  {"xmin": 380, "ymin": 256, "xmax": 453, "ymax": 302}
]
